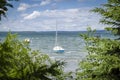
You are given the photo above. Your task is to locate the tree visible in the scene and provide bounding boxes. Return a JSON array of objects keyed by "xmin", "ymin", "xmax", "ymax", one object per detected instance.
[
  {"xmin": 92, "ymin": 0, "xmax": 120, "ymax": 35},
  {"xmin": 76, "ymin": 28, "xmax": 120, "ymax": 80},
  {"xmin": 0, "ymin": 33, "xmax": 65, "ymax": 80},
  {"xmin": 0, "ymin": 0, "xmax": 18, "ymax": 20}
]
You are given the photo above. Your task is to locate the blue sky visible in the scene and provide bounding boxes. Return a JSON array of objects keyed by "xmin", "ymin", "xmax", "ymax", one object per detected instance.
[{"xmin": 0, "ymin": 0, "xmax": 107, "ymax": 31}]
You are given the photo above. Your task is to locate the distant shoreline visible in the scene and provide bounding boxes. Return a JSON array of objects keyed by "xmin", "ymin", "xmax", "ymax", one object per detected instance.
[{"xmin": 0, "ymin": 30, "xmax": 105, "ymax": 32}]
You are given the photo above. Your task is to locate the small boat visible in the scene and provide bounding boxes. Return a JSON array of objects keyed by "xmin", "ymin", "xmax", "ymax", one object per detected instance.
[
  {"xmin": 53, "ymin": 20, "xmax": 64, "ymax": 53},
  {"xmin": 24, "ymin": 38, "xmax": 30, "ymax": 43}
]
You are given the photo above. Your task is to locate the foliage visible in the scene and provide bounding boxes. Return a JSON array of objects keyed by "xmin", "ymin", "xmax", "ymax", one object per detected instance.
[
  {"xmin": 76, "ymin": 28, "xmax": 120, "ymax": 80},
  {"xmin": 0, "ymin": 33, "xmax": 65, "ymax": 80},
  {"xmin": 91, "ymin": 0, "xmax": 120, "ymax": 35},
  {"xmin": 0, "ymin": 0, "xmax": 18, "ymax": 20}
]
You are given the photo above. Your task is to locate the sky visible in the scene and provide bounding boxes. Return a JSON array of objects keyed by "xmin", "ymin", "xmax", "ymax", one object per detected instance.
[{"xmin": 0, "ymin": 0, "xmax": 108, "ymax": 31}]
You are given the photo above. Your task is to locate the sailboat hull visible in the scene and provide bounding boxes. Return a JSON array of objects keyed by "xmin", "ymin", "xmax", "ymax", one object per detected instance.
[
  {"xmin": 53, "ymin": 46, "xmax": 64, "ymax": 53},
  {"xmin": 54, "ymin": 49, "xmax": 64, "ymax": 53}
]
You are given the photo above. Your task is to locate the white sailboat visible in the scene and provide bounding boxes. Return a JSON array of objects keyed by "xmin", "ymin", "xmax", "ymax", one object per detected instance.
[{"xmin": 53, "ymin": 20, "xmax": 64, "ymax": 53}]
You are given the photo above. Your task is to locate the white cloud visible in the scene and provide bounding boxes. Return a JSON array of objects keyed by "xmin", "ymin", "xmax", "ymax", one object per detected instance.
[
  {"xmin": 23, "ymin": 8, "xmax": 81, "ymax": 20},
  {"xmin": 40, "ymin": 0, "xmax": 51, "ymax": 6},
  {"xmin": 40, "ymin": 0, "xmax": 65, "ymax": 6},
  {"xmin": 24, "ymin": 11, "xmax": 41, "ymax": 20},
  {"xmin": 17, "ymin": 3, "xmax": 30, "ymax": 11},
  {"xmin": 21, "ymin": 8, "xmax": 105, "ymax": 31},
  {"xmin": 1, "ymin": 7, "xmax": 105, "ymax": 31},
  {"xmin": 17, "ymin": 3, "xmax": 39, "ymax": 11}
]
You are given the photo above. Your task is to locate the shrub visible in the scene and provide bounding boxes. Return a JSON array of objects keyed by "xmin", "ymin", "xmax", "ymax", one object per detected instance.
[
  {"xmin": 0, "ymin": 33, "xmax": 65, "ymax": 80},
  {"xmin": 76, "ymin": 29, "xmax": 120, "ymax": 80}
]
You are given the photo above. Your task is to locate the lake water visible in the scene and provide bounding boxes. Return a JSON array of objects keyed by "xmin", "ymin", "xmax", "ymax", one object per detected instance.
[{"xmin": 0, "ymin": 31, "xmax": 117, "ymax": 72}]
